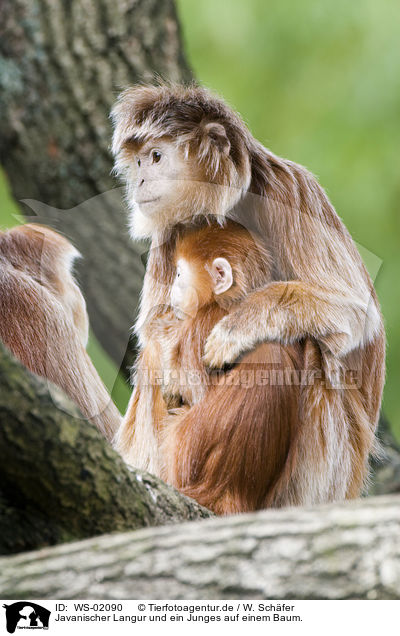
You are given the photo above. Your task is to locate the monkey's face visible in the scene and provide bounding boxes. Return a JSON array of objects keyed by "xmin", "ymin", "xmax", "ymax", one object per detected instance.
[
  {"xmin": 171, "ymin": 256, "xmax": 233, "ymax": 319},
  {"xmin": 111, "ymin": 85, "xmax": 254, "ymax": 238},
  {"xmin": 133, "ymin": 139, "xmax": 191, "ymax": 213},
  {"xmin": 170, "ymin": 258, "xmax": 201, "ymax": 319},
  {"xmin": 116, "ymin": 135, "xmax": 250, "ymax": 239},
  {"xmin": 126, "ymin": 139, "xmax": 201, "ymax": 238}
]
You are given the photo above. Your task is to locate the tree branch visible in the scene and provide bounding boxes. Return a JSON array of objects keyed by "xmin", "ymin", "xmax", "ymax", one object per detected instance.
[{"xmin": 1, "ymin": 494, "xmax": 399, "ymax": 600}]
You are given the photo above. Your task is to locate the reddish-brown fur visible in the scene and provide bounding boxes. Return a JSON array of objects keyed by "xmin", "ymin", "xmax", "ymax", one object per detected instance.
[
  {"xmin": 159, "ymin": 321, "xmax": 305, "ymax": 513},
  {"xmin": 0, "ymin": 224, "xmax": 121, "ymax": 442},
  {"xmin": 117, "ymin": 222, "xmax": 379, "ymax": 513},
  {"xmin": 163, "ymin": 344, "xmax": 305, "ymax": 514},
  {"xmin": 139, "ymin": 223, "xmax": 305, "ymax": 513}
]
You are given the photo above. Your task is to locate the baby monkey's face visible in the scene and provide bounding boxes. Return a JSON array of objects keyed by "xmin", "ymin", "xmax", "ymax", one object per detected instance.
[{"xmin": 170, "ymin": 256, "xmax": 233, "ymax": 319}]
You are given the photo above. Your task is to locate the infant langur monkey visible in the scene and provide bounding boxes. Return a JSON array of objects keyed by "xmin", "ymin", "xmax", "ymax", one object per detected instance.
[
  {"xmin": 0, "ymin": 224, "xmax": 121, "ymax": 442},
  {"xmin": 124, "ymin": 220, "xmax": 310, "ymax": 514}
]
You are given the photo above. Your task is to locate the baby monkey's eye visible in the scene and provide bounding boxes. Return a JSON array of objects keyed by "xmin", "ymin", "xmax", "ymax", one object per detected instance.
[
  {"xmin": 152, "ymin": 150, "xmax": 162, "ymax": 164},
  {"xmin": 137, "ymin": 158, "xmax": 141, "ymax": 167}
]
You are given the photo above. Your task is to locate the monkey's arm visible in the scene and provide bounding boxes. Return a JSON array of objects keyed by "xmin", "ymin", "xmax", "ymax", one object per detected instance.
[{"xmin": 203, "ymin": 280, "xmax": 381, "ymax": 369}]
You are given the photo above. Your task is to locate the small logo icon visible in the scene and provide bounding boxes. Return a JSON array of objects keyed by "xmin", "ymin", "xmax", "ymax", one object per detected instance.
[{"xmin": 2, "ymin": 602, "xmax": 50, "ymax": 633}]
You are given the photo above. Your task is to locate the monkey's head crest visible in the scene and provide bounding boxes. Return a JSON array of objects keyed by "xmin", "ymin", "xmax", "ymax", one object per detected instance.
[{"xmin": 111, "ymin": 83, "xmax": 253, "ymax": 237}]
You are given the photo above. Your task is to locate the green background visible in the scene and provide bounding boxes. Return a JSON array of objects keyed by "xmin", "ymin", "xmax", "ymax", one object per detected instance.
[{"xmin": 1, "ymin": 0, "xmax": 399, "ymax": 436}]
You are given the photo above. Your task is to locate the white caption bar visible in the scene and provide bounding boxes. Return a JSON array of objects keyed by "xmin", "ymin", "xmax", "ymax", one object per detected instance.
[{"xmin": 0, "ymin": 599, "xmax": 398, "ymax": 635}]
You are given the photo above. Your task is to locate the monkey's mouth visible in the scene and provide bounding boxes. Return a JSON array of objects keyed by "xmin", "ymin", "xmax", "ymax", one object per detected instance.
[{"xmin": 137, "ymin": 197, "xmax": 161, "ymax": 205}]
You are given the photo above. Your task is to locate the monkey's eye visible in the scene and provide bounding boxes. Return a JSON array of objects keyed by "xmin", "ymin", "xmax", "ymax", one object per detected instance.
[
  {"xmin": 151, "ymin": 150, "xmax": 162, "ymax": 164},
  {"xmin": 137, "ymin": 158, "xmax": 141, "ymax": 167}
]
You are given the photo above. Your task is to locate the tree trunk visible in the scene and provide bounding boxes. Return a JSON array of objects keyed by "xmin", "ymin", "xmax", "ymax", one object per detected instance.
[
  {"xmin": 370, "ymin": 415, "xmax": 400, "ymax": 496},
  {"xmin": 1, "ymin": 494, "xmax": 399, "ymax": 600},
  {"xmin": 0, "ymin": 0, "xmax": 192, "ymax": 371},
  {"xmin": 0, "ymin": 343, "xmax": 212, "ymax": 556}
]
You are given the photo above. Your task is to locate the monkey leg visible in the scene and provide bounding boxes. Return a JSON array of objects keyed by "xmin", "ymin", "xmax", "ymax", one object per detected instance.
[{"xmin": 115, "ymin": 345, "xmax": 168, "ymax": 475}]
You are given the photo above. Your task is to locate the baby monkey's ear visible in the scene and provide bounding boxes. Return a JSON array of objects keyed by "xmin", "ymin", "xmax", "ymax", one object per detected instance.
[
  {"xmin": 210, "ymin": 257, "xmax": 233, "ymax": 295},
  {"xmin": 203, "ymin": 122, "xmax": 231, "ymax": 156}
]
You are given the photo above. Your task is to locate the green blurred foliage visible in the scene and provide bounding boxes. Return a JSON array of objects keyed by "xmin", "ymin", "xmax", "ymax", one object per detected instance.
[
  {"xmin": 177, "ymin": 0, "xmax": 400, "ymax": 437},
  {"xmin": 86, "ymin": 336, "xmax": 130, "ymax": 413},
  {"xmin": 0, "ymin": 170, "xmax": 20, "ymax": 226},
  {"xmin": 1, "ymin": 1, "xmax": 399, "ymax": 432}
]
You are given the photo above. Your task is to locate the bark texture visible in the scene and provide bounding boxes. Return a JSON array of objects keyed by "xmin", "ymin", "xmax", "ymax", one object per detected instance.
[
  {"xmin": 0, "ymin": 0, "xmax": 192, "ymax": 371},
  {"xmin": 1, "ymin": 494, "xmax": 399, "ymax": 600},
  {"xmin": 0, "ymin": 343, "xmax": 212, "ymax": 556},
  {"xmin": 370, "ymin": 415, "xmax": 400, "ymax": 496}
]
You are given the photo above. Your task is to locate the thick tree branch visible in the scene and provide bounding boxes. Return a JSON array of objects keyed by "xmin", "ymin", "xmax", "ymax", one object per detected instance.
[
  {"xmin": 0, "ymin": 343, "xmax": 212, "ymax": 555},
  {"xmin": 1, "ymin": 494, "xmax": 399, "ymax": 600}
]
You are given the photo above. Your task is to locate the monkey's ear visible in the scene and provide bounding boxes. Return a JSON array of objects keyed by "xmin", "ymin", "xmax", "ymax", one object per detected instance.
[
  {"xmin": 203, "ymin": 122, "xmax": 231, "ymax": 156},
  {"xmin": 210, "ymin": 258, "xmax": 233, "ymax": 295}
]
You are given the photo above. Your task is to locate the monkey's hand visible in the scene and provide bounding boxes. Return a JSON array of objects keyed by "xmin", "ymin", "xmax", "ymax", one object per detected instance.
[
  {"xmin": 203, "ymin": 311, "xmax": 258, "ymax": 369},
  {"xmin": 203, "ymin": 281, "xmax": 380, "ymax": 369}
]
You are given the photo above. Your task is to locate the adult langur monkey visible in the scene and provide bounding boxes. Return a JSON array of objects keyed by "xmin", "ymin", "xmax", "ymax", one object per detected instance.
[{"xmin": 111, "ymin": 83, "xmax": 385, "ymax": 508}]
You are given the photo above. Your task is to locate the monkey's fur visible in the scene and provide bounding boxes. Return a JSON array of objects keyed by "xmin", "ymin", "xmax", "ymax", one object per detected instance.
[
  {"xmin": 112, "ymin": 83, "xmax": 385, "ymax": 508},
  {"xmin": 116, "ymin": 220, "xmax": 379, "ymax": 511},
  {"xmin": 0, "ymin": 224, "xmax": 121, "ymax": 441}
]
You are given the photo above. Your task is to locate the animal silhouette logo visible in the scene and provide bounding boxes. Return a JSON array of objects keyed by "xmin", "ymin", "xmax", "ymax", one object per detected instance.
[{"xmin": 2, "ymin": 602, "xmax": 50, "ymax": 633}]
